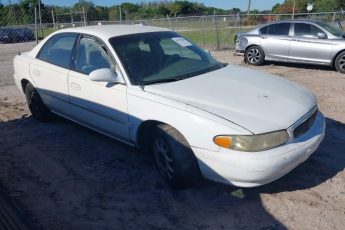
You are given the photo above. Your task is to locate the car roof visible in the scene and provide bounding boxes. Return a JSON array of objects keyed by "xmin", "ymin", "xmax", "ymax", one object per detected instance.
[
  {"xmin": 260, "ymin": 19, "xmax": 324, "ymax": 26},
  {"xmin": 57, "ymin": 24, "xmax": 170, "ymax": 40}
]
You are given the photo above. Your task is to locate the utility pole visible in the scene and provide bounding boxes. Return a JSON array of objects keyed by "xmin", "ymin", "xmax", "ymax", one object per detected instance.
[
  {"xmin": 292, "ymin": 0, "xmax": 296, "ymax": 19},
  {"xmin": 247, "ymin": 0, "xmax": 251, "ymax": 15}
]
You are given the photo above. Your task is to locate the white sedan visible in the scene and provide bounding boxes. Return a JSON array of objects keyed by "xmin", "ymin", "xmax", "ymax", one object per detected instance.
[{"xmin": 13, "ymin": 25, "xmax": 325, "ymax": 189}]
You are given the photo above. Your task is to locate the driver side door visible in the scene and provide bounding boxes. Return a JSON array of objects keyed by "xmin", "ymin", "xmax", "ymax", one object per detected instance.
[
  {"xmin": 288, "ymin": 22, "xmax": 334, "ymax": 64},
  {"xmin": 68, "ymin": 35, "xmax": 130, "ymax": 141}
]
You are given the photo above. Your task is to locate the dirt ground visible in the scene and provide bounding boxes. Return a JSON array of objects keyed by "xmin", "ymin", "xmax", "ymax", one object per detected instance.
[{"xmin": 0, "ymin": 42, "xmax": 344, "ymax": 230}]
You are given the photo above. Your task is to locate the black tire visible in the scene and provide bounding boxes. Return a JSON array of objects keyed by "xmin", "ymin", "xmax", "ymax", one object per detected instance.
[
  {"xmin": 151, "ymin": 124, "xmax": 199, "ymax": 189},
  {"xmin": 245, "ymin": 45, "xmax": 265, "ymax": 66},
  {"xmin": 25, "ymin": 82, "xmax": 53, "ymax": 122},
  {"xmin": 335, "ymin": 51, "xmax": 345, "ymax": 74}
]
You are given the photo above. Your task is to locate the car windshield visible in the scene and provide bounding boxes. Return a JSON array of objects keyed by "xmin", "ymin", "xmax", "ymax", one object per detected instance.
[
  {"xmin": 315, "ymin": 21, "xmax": 344, "ymax": 37},
  {"xmin": 109, "ymin": 31, "xmax": 223, "ymax": 85}
]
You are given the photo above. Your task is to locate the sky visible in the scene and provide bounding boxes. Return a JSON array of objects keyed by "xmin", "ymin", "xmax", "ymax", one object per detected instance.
[{"xmin": 9, "ymin": 0, "xmax": 286, "ymax": 11}]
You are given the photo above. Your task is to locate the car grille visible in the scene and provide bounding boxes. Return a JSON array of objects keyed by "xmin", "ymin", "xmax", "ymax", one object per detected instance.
[{"xmin": 293, "ymin": 109, "xmax": 318, "ymax": 138}]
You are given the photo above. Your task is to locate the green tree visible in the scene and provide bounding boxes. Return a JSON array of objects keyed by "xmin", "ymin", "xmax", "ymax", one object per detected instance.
[
  {"xmin": 271, "ymin": 3, "xmax": 281, "ymax": 13},
  {"xmin": 73, "ymin": 0, "xmax": 95, "ymax": 11},
  {"xmin": 121, "ymin": 2, "xmax": 139, "ymax": 19},
  {"xmin": 108, "ymin": 6, "xmax": 120, "ymax": 21},
  {"xmin": 279, "ymin": 0, "xmax": 343, "ymax": 12},
  {"xmin": 313, "ymin": 0, "xmax": 343, "ymax": 11},
  {"xmin": 166, "ymin": 2, "xmax": 181, "ymax": 17},
  {"xmin": 230, "ymin": 8, "xmax": 241, "ymax": 14}
]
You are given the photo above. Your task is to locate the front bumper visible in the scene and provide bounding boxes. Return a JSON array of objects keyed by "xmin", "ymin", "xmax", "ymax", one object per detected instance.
[{"xmin": 193, "ymin": 112, "xmax": 326, "ymax": 187}]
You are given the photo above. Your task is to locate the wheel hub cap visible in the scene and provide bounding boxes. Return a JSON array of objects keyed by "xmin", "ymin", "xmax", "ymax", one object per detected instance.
[
  {"xmin": 247, "ymin": 49, "xmax": 261, "ymax": 63},
  {"xmin": 339, "ymin": 55, "xmax": 345, "ymax": 72},
  {"xmin": 153, "ymin": 138, "xmax": 174, "ymax": 179}
]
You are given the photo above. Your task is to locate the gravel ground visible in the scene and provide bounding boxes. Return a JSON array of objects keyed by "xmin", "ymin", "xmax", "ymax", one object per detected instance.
[{"xmin": 0, "ymin": 42, "xmax": 344, "ymax": 230}]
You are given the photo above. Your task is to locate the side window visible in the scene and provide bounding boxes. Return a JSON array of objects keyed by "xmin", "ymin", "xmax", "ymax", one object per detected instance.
[
  {"xmin": 37, "ymin": 33, "xmax": 77, "ymax": 68},
  {"xmin": 267, "ymin": 23, "xmax": 290, "ymax": 36},
  {"xmin": 74, "ymin": 37, "xmax": 112, "ymax": 75},
  {"xmin": 294, "ymin": 23, "xmax": 323, "ymax": 38},
  {"xmin": 259, "ymin": 26, "xmax": 268, "ymax": 34}
]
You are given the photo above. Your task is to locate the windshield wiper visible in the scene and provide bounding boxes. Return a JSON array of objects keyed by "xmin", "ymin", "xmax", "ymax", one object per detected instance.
[
  {"xmin": 142, "ymin": 77, "xmax": 183, "ymax": 86},
  {"xmin": 140, "ymin": 63, "xmax": 224, "ymax": 87}
]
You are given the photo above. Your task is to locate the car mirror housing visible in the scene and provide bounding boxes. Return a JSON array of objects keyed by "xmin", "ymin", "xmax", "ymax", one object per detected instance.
[
  {"xmin": 203, "ymin": 49, "xmax": 211, "ymax": 55},
  {"xmin": 89, "ymin": 68, "xmax": 125, "ymax": 84},
  {"xmin": 317, "ymin": 32, "xmax": 327, "ymax": 39}
]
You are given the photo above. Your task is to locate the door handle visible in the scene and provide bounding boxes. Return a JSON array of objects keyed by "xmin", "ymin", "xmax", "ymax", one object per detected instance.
[
  {"xmin": 70, "ymin": 82, "xmax": 81, "ymax": 91},
  {"xmin": 32, "ymin": 69, "xmax": 40, "ymax": 77}
]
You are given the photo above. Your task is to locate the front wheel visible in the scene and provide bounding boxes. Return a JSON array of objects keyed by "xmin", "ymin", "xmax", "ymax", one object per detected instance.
[
  {"xmin": 151, "ymin": 124, "xmax": 199, "ymax": 189},
  {"xmin": 335, "ymin": 51, "xmax": 345, "ymax": 74},
  {"xmin": 245, "ymin": 45, "xmax": 265, "ymax": 66}
]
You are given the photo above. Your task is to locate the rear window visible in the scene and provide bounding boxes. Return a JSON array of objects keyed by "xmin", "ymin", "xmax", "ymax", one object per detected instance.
[
  {"xmin": 262, "ymin": 23, "xmax": 290, "ymax": 36},
  {"xmin": 259, "ymin": 26, "xmax": 268, "ymax": 34},
  {"xmin": 37, "ymin": 33, "xmax": 78, "ymax": 69}
]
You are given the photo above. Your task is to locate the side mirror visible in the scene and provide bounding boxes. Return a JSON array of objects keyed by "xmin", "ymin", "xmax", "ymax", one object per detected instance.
[
  {"xmin": 89, "ymin": 68, "xmax": 125, "ymax": 84},
  {"xmin": 204, "ymin": 49, "xmax": 211, "ymax": 55},
  {"xmin": 317, "ymin": 32, "xmax": 327, "ymax": 39}
]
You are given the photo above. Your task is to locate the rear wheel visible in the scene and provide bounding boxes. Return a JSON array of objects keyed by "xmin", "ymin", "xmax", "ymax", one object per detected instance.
[
  {"xmin": 245, "ymin": 45, "xmax": 265, "ymax": 66},
  {"xmin": 151, "ymin": 124, "xmax": 199, "ymax": 189},
  {"xmin": 25, "ymin": 82, "xmax": 53, "ymax": 122},
  {"xmin": 335, "ymin": 51, "xmax": 345, "ymax": 74}
]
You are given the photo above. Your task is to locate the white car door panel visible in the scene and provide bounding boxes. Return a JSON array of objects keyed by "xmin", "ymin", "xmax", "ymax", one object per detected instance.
[
  {"xmin": 30, "ymin": 33, "xmax": 78, "ymax": 111},
  {"xmin": 68, "ymin": 71, "xmax": 129, "ymax": 139},
  {"xmin": 67, "ymin": 36, "xmax": 130, "ymax": 140},
  {"xmin": 30, "ymin": 60, "xmax": 70, "ymax": 110}
]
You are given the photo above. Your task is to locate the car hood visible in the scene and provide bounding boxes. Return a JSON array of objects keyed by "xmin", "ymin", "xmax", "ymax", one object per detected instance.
[{"xmin": 144, "ymin": 65, "xmax": 316, "ymax": 134}]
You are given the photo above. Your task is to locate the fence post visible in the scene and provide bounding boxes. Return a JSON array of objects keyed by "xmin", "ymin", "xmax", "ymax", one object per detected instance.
[
  {"xmin": 236, "ymin": 12, "xmax": 240, "ymax": 34},
  {"xmin": 83, "ymin": 7, "xmax": 87, "ymax": 26},
  {"xmin": 52, "ymin": 10, "xmax": 56, "ymax": 30},
  {"xmin": 38, "ymin": 0, "xmax": 43, "ymax": 39},
  {"xmin": 119, "ymin": 6, "xmax": 122, "ymax": 23},
  {"xmin": 202, "ymin": 15, "xmax": 205, "ymax": 47},
  {"xmin": 34, "ymin": 7, "xmax": 38, "ymax": 44},
  {"xmin": 166, "ymin": 14, "xmax": 174, "ymax": 31},
  {"xmin": 214, "ymin": 15, "xmax": 220, "ymax": 50}
]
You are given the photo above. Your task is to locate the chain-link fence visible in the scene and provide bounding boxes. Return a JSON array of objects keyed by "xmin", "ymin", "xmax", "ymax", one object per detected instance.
[{"xmin": 1, "ymin": 5, "xmax": 345, "ymax": 50}]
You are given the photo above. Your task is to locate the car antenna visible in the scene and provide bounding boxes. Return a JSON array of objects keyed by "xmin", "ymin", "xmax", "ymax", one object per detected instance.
[{"xmin": 17, "ymin": 46, "xmax": 21, "ymax": 55}]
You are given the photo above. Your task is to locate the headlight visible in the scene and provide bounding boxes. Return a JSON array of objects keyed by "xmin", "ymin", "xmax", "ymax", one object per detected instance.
[{"xmin": 213, "ymin": 130, "xmax": 289, "ymax": 152}]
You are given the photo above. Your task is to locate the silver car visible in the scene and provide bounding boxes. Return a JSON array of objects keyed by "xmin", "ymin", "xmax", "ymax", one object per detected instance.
[{"xmin": 235, "ymin": 20, "xmax": 345, "ymax": 73}]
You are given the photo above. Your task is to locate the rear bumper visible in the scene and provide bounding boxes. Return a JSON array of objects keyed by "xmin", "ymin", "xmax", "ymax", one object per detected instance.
[
  {"xmin": 233, "ymin": 51, "xmax": 244, "ymax": 56},
  {"xmin": 13, "ymin": 74, "xmax": 22, "ymax": 91},
  {"xmin": 192, "ymin": 112, "xmax": 326, "ymax": 187}
]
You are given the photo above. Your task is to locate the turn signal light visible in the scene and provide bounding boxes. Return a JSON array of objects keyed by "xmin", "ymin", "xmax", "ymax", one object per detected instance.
[{"xmin": 213, "ymin": 136, "xmax": 232, "ymax": 149}]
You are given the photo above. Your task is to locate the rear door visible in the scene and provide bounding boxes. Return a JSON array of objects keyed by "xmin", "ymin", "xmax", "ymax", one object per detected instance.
[
  {"xmin": 260, "ymin": 22, "xmax": 292, "ymax": 61},
  {"xmin": 30, "ymin": 33, "xmax": 78, "ymax": 111},
  {"xmin": 289, "ymin": 22, "xmax": 334, "ymax": 64}
]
